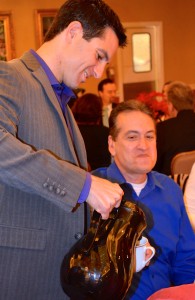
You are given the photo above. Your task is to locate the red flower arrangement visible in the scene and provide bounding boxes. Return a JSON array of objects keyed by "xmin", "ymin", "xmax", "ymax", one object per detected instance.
[{"xmin": 136, "ymin": 91, "xmax": 168, "ymax": 122}]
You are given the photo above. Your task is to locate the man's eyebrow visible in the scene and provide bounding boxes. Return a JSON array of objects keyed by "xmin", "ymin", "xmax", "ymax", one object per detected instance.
[
  {"xmin": 146, "ymin": 130, "xmax": 156, "ymax": 134},
  {"xmin": 124, "ymin": 130, "xmax": 139, "ymax": 135},
  {"xmin": 125, "ymin": 130, "xmax": 156, "ymax": 135}
]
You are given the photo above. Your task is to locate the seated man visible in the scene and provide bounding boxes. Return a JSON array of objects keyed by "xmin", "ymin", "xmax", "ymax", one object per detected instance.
[{"xmin": 92, "ymin": 100, "xmax": 195, "ymax": 300}]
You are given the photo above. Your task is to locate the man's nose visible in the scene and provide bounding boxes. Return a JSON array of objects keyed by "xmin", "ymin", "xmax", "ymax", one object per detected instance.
[
  {"xmin": 138, "ymin": 137, "xmax": 148, "ymax": 148},
  {"xmin": 93, "ymin": 63, "xmax": 106, "ymax": 79}
]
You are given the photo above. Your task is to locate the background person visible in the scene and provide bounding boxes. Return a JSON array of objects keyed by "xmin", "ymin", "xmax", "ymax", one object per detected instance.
[
  {"xmin": 0, "ymin": 0, "xmax": 127, "ymax": 299},
  {"xmin": 72, "ymin": 93, "xmax": 111, "ymax": 170},
  {"xmin": 93, "ymin": 100, "xmax": 195, "ymax": 300},
  {"xmin": 154, "ymin": 81, "xmax": 195, "ymax": 175},
  {"xmin": 98, "ymin": 78, "xmax": 118, "ymax": 127},
  {"xmin": 162, "ymin": 80, "xmax": 173, "ymax": 95}
]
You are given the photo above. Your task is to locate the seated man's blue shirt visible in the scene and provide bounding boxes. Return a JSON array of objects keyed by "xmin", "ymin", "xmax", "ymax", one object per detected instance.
[{"xmin": 92, "ymin": 162, "xmax": 195, "ymax": 300}]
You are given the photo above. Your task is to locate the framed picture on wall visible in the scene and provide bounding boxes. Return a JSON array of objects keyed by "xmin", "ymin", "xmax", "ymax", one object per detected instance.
[
  {"xmin": 35, "ymin": 9, "xmax": 57, "ymax": 48},
  {"xmin": 0, "ymin": 11, "xmax": 15, "ymax": 61}
]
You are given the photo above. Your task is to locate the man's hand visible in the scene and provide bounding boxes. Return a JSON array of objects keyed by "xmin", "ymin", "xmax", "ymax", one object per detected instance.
[{"xmin": 86, "ymin": 175, "xmax": 124, "ymax": 219}]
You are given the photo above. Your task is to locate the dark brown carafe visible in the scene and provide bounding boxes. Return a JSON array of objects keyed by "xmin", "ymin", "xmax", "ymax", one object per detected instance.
[{"xmin": 60, "ymin": 187, "xmax": 146, "ymax": 300}]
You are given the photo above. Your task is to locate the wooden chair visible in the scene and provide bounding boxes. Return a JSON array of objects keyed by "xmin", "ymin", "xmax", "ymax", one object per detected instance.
[{"xmin": 171, "ymin": 150, "xmax": 195, "ymax": 175}]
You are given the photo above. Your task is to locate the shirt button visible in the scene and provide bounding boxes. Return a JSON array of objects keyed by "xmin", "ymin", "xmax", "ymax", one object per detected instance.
[
  {"xmin": 49, "ymin": 185, "xmax": 54, "ymax": 191},
  {"xmin": 56, "ymin": 187, "xmax": 61, "ymax": 194},
  {"xmin": 43, "ymin": 182, "xmax": 48, "ymax": 188},
  {"xmin": 74, "ymin": 232, "xmax": 83, "ymax": 240},
  {"xmin": 60, "ymin": 190, "xmax": 66, "ymax": 196}
]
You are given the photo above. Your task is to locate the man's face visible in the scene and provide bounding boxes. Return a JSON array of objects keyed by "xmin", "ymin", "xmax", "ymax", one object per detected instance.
[
  {"xmin": 62, "ymin": 26, "xmax": 119, "ymax": 89},
  {"xmin": 108, "ymin": 111, "xmax": 157, "ymax": 183},
  {"xmin": 99, "ymin": 83, "xmax": 117, "ymax": 106}
]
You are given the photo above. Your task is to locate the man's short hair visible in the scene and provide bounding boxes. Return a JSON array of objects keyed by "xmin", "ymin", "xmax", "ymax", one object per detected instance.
[
  {"xmin": 44, "ymin": 0, "xmax": 127, "ymax": 48},
  {"xmin": 166, "ymin": 81, "xmax": 194, "ymax": 111},
  {"xmin": 109, "ymin": 99, "xmax": 156, "ymax": 140},
  {"xmin": 98, "ymin": 78, "xmax": 115, "ymax": 92}
]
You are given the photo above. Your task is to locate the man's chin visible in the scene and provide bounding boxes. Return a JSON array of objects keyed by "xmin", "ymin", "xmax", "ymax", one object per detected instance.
[
  {"xmin": 138, "ymin": 160, "xmax": 156, "ymax": 171},
  {"xmin": 137, "ymin": 165, "xmax": 154, "ymax": 174}
]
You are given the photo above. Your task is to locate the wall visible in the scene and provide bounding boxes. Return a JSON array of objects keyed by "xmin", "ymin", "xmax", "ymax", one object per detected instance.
[{"xmin": 1, "ymin": 0, "xmax": 195, "ymax": 94}]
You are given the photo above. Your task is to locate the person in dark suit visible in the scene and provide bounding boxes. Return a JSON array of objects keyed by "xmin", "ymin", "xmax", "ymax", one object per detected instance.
[
  {"xmin": 72, "ymin": 93, "xmax": 111, "ymax": 171},
  {"xmin": 0, "ymin": 1, "xmax": 126, "ymax": 299},
  {"xmin": 98, "ymin": 78, "xmax": 119, "ymax": 127},
  {"xmin": 154, "ymin": 81, "xmax": 195, "ymax": 175}
]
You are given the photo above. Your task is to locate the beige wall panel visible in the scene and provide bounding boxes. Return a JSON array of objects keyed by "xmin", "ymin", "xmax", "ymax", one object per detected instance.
[{"xmin": 1, "ymin": 0, "xmax": 194, "ymax": 93}]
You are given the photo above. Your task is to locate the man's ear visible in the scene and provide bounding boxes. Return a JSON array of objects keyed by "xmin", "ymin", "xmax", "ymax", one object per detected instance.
[
  {"xmin": 108, "ymin": 135, "xmax": 116, "ymax": 156},
  {"xmin": 66, "ymin": 21, "xmax": 83, "ymax": 41},
  {"xmin": 168, "ymin": 101, "xmax": 178, "ymax": 117},
  {"xmin": 98, "ymin": 90, "xmax": 103, "ymax": 99}
]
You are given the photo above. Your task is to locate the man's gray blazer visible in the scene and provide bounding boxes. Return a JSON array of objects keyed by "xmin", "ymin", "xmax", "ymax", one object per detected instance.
[{"xmin": 0, "ymin": 51, "xmax": 88, "ymax": 299}]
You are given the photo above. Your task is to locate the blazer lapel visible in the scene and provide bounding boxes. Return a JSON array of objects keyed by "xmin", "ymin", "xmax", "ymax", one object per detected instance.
[{"xmin": 20, "ymin": 51, "xmax": 87, "ymax": 168}]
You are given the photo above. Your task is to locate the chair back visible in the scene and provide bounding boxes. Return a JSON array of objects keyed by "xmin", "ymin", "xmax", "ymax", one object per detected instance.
[{"xmin": 171, "ymin": 150, "xmax": 195, "ymax": 175}]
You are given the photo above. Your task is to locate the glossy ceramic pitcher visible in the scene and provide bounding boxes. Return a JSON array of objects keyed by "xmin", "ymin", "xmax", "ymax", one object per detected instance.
[{"xmin": 60, "ymin": 190, "xmax": 146, "ymax": 300}]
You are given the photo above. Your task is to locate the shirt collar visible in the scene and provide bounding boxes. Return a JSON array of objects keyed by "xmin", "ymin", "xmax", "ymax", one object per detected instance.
[
  {"xmin": 106, "ymin": 162, "xmax": 164, "ymax": 197},
  {"xmin": 106, "ymin": 161, "xmax": 127, "ymax": 184},
  {"xmin": 30, "ymin": 49, "xmax": 75, "ymax": 100}
]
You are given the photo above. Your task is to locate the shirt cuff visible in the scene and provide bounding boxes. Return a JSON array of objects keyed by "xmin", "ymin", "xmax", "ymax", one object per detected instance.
[{"xmin": 77, "ymin": 172, "xmax": 92, "ymax": 203}]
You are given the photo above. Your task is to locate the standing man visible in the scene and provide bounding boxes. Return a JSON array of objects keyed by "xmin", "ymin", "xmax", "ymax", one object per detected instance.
[
  {"xmin": 93, "ymin": 100, "xmax": 195, "ymax": 300},
  {"xmin": 98, "ymin": 78, "xmax": 118, "ymax": 127},
  {"xmin": 0, "ymin": 1, "xmax": 126, "ymax": 299}
]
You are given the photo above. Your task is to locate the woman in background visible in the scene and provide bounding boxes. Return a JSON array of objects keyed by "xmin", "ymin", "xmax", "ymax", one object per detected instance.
[{"xmin": 72, "ymin": 93, "xmax": 111, "ymax": 170}]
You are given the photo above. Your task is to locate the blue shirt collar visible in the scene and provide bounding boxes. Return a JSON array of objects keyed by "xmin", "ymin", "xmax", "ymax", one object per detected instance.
[
  {"xmin": 30, "ymin": 49, "xmax": 75, "ymax": 101},
  {"xmin": 106, "ymin": 161, "xmax": 164, "ymax": 198}
]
